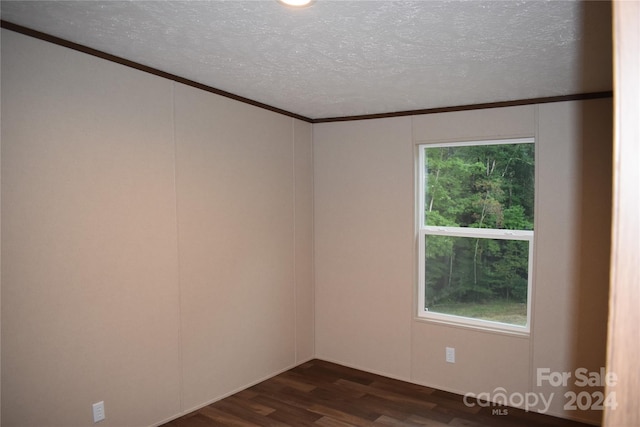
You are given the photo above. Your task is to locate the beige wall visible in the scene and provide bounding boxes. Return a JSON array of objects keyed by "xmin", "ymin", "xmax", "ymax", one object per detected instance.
[
  {"xmin": 532, "ymin": 100, "xmax": 612, "ymax": 420},
  {"xmin": 174, "ymin": 84, "xmax": 295, "ymax": 410},
  {"xmin": 314, "ymin": 100, "xmax": 612, "ymax": 424},
  {"xmin": 313, "ymin": 117, "xmax": 414, "ymax": 379},
  {"xmin": 294, "ymin": 119, "xmax": 315, "ymax": 362},
  {"xmin": 1, "ymin": 29, "xmax": 313, "ymax": 427}
]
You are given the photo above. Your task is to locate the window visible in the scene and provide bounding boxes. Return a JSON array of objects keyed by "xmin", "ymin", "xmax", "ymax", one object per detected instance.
[{"xmin": 417, "ymin": 138, "xmax": 535, "ymax": 333}]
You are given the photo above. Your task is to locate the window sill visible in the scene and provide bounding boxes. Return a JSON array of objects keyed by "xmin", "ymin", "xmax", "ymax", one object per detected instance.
[{"xmin": 414, "ymin": 314, "xmax": 531, "ymax": 338}]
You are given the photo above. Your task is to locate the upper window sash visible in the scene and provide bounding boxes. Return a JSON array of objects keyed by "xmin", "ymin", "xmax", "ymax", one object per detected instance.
[{"xmin": 418, "ymin": 137, "xmax": 535, "ymax": 229}]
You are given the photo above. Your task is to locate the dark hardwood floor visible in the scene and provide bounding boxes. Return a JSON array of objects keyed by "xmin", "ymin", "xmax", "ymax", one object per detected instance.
[{"xmin": 161, "ymin": 359, "xmax": 596, "ymax": 427}]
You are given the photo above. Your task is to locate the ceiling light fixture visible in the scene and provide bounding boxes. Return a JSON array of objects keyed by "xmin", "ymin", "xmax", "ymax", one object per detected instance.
[{"xmin": 277, "ymin": 0, "xmax": 314, "ymax": 8}]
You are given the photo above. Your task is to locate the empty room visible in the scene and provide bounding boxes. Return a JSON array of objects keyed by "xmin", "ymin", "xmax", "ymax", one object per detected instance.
[{"xmin": 1, "ymin": 1, "xmax": 638, "ymax": 427}]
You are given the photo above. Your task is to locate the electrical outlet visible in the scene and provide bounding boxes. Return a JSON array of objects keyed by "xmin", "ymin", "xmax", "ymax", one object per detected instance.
[
  {"xmin": 92, "ymin": 401, "xmax": 105, "ymax": 423},
  {"xmin": 446, "ymin": 347, "xmax": 455, "ymax": 363}
]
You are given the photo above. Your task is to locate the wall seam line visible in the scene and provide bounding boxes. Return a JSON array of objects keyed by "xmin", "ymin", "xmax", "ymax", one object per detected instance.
[
  {"xmin": 528, "ymin": 104, "xmax": 539, "ymax": 396},
  {"xmin": 310, "ymin": 122, "xmax": 316, "ymax": 358},
  {"xmin": 410, "ymin": 114, "xmax": 416, "ymax": 382},
  {"xmin": 292, "ymin": 117, "xmax": 298, "ymax": 363},
  {"xmin": 171, "ymin": 82, "xmax": 185, "ymax": 412}
]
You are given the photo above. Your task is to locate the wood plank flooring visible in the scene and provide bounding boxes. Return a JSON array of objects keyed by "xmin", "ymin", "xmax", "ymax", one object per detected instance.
[{"xmin": 161, "ymin": 360, "xmax": 596, "ymax": 427}]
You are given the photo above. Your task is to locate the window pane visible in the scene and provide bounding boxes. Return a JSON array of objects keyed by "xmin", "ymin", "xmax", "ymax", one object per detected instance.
[
  {"xmin": 424, "ymin": 143, "xmax": 534, "ymax": 229},
  {"xmin": 424, "ymin": 235, "xmax": 529, "ymax": 326}
]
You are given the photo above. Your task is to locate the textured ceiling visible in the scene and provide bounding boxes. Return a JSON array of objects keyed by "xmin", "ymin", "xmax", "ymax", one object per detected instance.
[{"xmin": 0, "ymin": 0, "xmax": 612, "ymax": 120}]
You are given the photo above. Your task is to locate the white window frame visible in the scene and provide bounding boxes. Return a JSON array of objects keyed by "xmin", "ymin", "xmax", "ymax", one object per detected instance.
[{"xmin": 417, "ymin": 138, "xmax": 535, "ymax": 334}]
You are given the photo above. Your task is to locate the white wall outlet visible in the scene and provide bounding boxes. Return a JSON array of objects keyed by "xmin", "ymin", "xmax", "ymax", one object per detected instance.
[
  {"xmin": 92, "ymin": 401, "xmax": 106, "ymax": 423},
  {"xmin": 446, "ymin": 347, "xmax": 455, "ymax": 363}
]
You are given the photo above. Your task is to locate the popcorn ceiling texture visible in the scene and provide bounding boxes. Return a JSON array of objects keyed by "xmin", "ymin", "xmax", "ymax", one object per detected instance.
[{"xmin": 1, "ymin": 0, "xmax": 612, "ymax": 119}]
